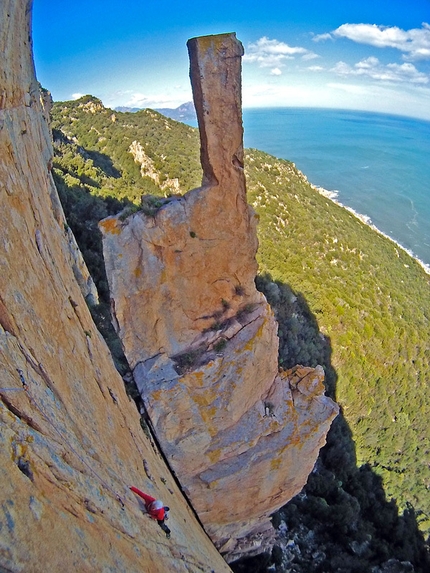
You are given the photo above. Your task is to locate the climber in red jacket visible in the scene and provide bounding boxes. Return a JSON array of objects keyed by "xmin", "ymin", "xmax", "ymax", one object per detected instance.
[{"xmin": 130, "ymin": 486, "xmax": 171, "ymax": 537}]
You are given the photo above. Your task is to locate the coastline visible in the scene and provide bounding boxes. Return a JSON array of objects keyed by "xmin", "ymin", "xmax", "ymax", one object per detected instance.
[{"xmin": 295, "ymin": 167, "xmax": 430, "ymax": 277}]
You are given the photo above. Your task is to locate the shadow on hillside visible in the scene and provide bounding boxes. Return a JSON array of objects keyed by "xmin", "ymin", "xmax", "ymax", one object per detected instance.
[
  {"xmin": 53, "ymin": 128, "xmax": 121, "ymax": 179},
  {"xmin": 84, "ymin": 148, "xmax": 121, "ymax": 179},
  {"xmin": 231, "ymin": 273, "xmax": 429, "ymax": 573}
]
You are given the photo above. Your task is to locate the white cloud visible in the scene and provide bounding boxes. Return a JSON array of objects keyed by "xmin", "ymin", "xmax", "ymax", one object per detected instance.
[
  {"xmin": 126, "ymin": 93, "xmax": 179, "ymax": 108},
  {"xmin": 308, "ymin": 65, "xmax": 324, "ymax": 72},
  {"xmin": 302, "ymin": 52, "xmax": 320, "ymax": 61},
  {"xmin": 120, "ymin": 89, "xmax": 194, "ymax": 110},
  {"xmin": 71, "ymin": 92, "xmax": 85, "ymax": 100},
  {"xmin": 100, "ymin": 84, "xmax": 193, "ymax": 110},
  {"xmin": 111, "ymin": 90, "xmax": 133, "ymax": 96},
  {"xmin": 333, "ymin": 22, "xmax": 430, "ymax": 60},
  {"xmin": 326, "ymin": 82, "xmax": 370, "ymax": 95},
  {"xmin": 270, "ymin": 67, "xmax": 282, "ymax": 76},
  {"xmin": 355, "ymin": 56, "xmax": 379, "ymax": 69},
  {"xmin": 331, "ymin": 57, "xmax": 428, "ymax": 84},
  {"xmin": 312, "ymin": 32, "xmax": 333, "ymax": 43},
  {"xmin": 242, "ymin": 82, "xmax": 335, "ymax": 108},
  {"xmin": 326, "ymin": 81, "xmax": 430, "ymax": 119},
  {"xmin": 244, "ymin": 37, "xmax": 318, "ymax": 69},
  {"xmin": 241, "ymin": 78, "xmax": 430, "ymax": 121},
  {"xmin": 331, "ymin": 61, "xmax": 351, "ymax": 75}
]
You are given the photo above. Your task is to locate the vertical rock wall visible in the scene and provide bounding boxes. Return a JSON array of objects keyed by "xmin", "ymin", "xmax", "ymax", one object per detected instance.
[
  {"xmin": 0, "ymin": 3, "xmax": 231, "ymax": 571},
  {"xmin": 101, "ymin": 33, "xmax": 338, "ymax": 561}
]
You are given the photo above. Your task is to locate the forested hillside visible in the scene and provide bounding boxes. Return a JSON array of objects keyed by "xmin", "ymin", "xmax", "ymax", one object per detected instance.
[{"xmin": 51, "ymin": 96, "xmax": 430, "ymax": 572}]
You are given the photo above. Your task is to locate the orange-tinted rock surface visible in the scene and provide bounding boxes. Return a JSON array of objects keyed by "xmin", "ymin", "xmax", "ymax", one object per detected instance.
[
  {"xmin": 0, "ymin": 3, "xmax": 231, "ymax": 571},
  {"xmin": 101, "ymin": 33, "xmax": 338, "ymax": 560}
]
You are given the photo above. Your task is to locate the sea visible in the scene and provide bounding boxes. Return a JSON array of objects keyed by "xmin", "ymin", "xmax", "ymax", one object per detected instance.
[{"xmin": 240, "ymin": 107, "xmax": 430, "ymax": 273}]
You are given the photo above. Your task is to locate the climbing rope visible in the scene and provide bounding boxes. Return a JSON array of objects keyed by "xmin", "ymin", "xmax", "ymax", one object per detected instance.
[
  {"xmin": 0, "ymin": 387, "xmax": 25, "ymax": 392},
  {"xmin": 0, "ymin": 369, "xmax": 28, "ymax": 392}
]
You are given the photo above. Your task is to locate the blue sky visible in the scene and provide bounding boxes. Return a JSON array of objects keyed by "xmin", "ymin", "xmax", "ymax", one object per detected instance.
[{"xmin": 32, "ymin": 0, "xmax": 430, "ymax": 119}]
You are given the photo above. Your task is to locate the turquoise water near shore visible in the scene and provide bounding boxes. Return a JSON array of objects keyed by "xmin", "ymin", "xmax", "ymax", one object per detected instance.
[{"xmin": 242, "ymin": 108, "xmax": 430, "ymax": 269}]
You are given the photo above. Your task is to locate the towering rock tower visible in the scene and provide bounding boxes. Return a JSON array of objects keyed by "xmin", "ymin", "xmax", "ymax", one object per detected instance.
[{"xmin": 101, "ymin": 33, "xmax": 338, "ymax": 560}]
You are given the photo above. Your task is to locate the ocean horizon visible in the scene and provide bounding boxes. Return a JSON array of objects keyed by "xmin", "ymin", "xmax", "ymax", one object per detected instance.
[{"xmin": 240, "ymin": 107, "xmax": 430, "ymax": 273}]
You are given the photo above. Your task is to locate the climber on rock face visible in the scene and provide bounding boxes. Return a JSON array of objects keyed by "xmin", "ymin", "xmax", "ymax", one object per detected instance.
[{"xmin": 130, "ymin": 486, "xmax": 171, "ymax": 538}]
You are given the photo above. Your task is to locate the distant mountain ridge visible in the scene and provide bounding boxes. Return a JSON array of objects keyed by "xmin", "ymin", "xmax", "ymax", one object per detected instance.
[
  {"xmin": 156, "ymin": 101, "xmax": 197, "ymax": 121},
  {"xmin": 114, "ymin": 105, "xmax": 141, "ymax": 113},
  {"xmin": 115, "ymin": 101, "xmax": 197, "ymax": 122}
]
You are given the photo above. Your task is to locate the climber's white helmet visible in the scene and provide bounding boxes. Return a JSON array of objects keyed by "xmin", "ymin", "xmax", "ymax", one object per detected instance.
[{"xmin": 151, "ymin": 499, "xmax": 164, "ymax": 510}]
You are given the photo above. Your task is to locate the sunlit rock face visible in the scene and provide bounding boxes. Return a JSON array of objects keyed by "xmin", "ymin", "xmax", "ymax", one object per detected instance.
[
  {"xmin": 101, "ymin": 32, "xmax": 338, "ymax": 561},
  {"xmin": 0, "ymin": 4, "xmax": 232, "ymax": 572}
]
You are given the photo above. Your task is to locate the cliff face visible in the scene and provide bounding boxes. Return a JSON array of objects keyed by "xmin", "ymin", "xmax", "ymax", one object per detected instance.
[
  {"xmin": 0, "ymin": 2, "xmax": 231, "ymax": 571},
  {"xmin": 101, "ymin": 33, "xmax": 338, "ymax": 561}
]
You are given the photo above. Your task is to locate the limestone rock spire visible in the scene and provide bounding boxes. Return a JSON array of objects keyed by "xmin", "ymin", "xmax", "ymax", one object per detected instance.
[
  {"xmin": 187, "ymin": 33, "xmax": 244, "ymax": 188},
  {"xmin": 100, "ymin": 32, "xmax": 338, "ymax": 561}
]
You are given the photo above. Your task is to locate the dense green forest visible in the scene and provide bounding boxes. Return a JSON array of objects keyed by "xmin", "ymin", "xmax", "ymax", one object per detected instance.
[{"xmin": 51, "ymin": 96, "xmax": 430, "ymax": 572}]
